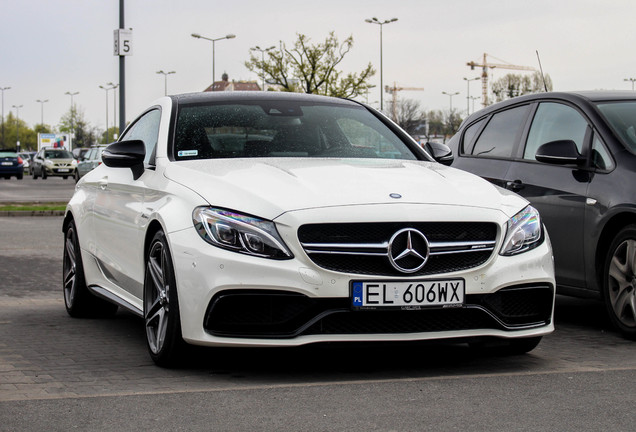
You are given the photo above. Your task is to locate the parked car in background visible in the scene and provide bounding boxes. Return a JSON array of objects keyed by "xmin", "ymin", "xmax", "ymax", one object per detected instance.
[
  {"xmin": 72, "ymin": 147, "xmax": 90, "ymax": 161},
  {"xmin": 63, "ymin": 92, "xmax": 555, "ymax": 367},
  {"xmin": 0, "ymin": 151, "xmax": 24, "ymax": 179},
  {"xmin": 31, "ymin": 148, "xmax": 77, "ymax": 179},
  {"xmin": 18, "ymin": 152, "xmax": 34, "ymax": 174},
  {"xmin": 75, "ymin": 145, "xmax": 106, "ymax": 181},
  {"xmin": 448, "ymin": 91, "xmax": 636, "ymax": 339}
]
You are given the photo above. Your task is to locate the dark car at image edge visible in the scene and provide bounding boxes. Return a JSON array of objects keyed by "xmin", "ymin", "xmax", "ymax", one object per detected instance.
[
  {"xmin": 0, "ymin": 152, "xmax": 24, "ymax": 179},
  {"xmin": 447, "ymin": 90, "xmax": 636, "ymax": 339}
]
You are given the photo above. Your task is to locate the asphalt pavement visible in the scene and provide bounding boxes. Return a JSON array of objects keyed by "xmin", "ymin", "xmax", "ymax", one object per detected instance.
[{"xmin": 0, "ymin": 176, "xmax": 75, "ymax": 203}]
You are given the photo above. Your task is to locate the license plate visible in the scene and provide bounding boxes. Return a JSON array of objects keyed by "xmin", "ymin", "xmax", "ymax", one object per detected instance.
[
  {"xmin": 57, "ymin": 169, "xmax": 69, "ymax": 172},
  {"xmin": 351, "ymin": 279, "xmax": 464, "ymax": 309},
  {"xmin": 1, "ymin": 162, "xmax": 12, "ymax": 166}
]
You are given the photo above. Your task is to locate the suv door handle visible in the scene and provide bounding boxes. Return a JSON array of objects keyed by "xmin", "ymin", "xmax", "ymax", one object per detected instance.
[
  {"xmin": 98, "ymin": 177, "xmax": 108, "ymax": 190},
  {"xmin": 505, "ymin": 180, "xmax": 524, "ymax": 191}
]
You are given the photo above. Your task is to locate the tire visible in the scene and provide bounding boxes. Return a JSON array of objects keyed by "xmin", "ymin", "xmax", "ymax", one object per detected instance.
[
  {"xmin": 42, "ymin": 169, "xmax": 47, "ymax": 179},
  {"xmin": 63, "ymin": 175, "xmax": 68, "ymax": 179},
  {"xmin": 74, "ymin": 171, "xmax": 80, "ymax": 182},
  {"xmin": 32, "ymin": 168, "xmax": 38, "ymax": 179},
  {"xmin": 144, "ymin": 230, "xmax": 186, "ymax": 367},
  {"xmin": 17, "ymin": 173, "xmax": 23, "ymax": 180},
  {"xmin": 63, "ymin": 220, "xmax": 118, "ymax": 318},
  {"xmin": 603, "ymin": 225, "xmax": 636, "ymax": 339}
]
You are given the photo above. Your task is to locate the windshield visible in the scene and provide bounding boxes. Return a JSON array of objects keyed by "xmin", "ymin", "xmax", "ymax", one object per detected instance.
[
  {"xmin": 173, "ymin": 100, "xmax": 418, "ymax": 161},
  {"xmin": 44, "ymin": 150, "xmax": 73, "ymax": 159},
  {"xmin": 596, "ymin": 101, "xmax": 636, "ymax": 152}
]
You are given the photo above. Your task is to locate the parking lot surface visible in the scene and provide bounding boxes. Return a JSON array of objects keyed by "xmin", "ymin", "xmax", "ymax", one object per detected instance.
[
  {"xmin": 1, "ymin": 216, "xmax": 636, "ymax": 431},
  {"xmin": 0, "ymin": 176, "xmax": 75, "ymax": 203}
]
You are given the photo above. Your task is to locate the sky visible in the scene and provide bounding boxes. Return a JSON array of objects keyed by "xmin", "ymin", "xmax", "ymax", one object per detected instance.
[{"xmin": 2, "ymin": 0, "xmax": 635, "ymax": 135}]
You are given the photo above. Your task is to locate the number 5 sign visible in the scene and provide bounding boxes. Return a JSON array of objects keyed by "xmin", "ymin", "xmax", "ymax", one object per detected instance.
[{"xmin": 113, "ymin": 29, "xmax": 133, "ymax": 56}]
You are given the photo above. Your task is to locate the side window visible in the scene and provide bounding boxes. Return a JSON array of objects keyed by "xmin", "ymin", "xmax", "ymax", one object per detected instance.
[
  {"xmin": 524, "ymin": 102, "xmax": 588, "ymax": 160},
  {"xmin": 591, "ymin": 133, "xmax": 614, "ymax": 171},
  {"xmin": 470, "ymin": 105, "xmax": 530, "ymax": 159},
  {"xmin": 461, "ymin": 118, "xmax": 486, "ymax": 154},
  {"xmin": 120, "ymin": 109, "xmax": 161, "ymax": 164}
]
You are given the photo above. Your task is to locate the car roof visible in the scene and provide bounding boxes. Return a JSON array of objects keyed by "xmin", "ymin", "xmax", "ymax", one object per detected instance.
[
  {"xmin": 464, "ymin": 90, "xmax": 636, "ymax": 124},
  {"xmin": 170, "ymin": 91, "xmax": 361, "ymax": 106}
]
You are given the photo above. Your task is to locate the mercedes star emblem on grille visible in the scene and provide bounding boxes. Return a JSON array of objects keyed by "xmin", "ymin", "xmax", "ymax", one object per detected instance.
[{"xmin": 388, "ymin": 228, "xmax": 430, "ymax": 273}]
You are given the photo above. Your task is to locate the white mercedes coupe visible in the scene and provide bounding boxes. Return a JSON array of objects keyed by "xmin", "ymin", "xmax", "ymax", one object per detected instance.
[{"xmin": 63, "ymin": 92, "xmax": 555, "ymax": 366}]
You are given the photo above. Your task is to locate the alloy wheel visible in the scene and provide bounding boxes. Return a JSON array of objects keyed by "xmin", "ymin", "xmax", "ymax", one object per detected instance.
[
  {"xmin": 145, "ymin": 240, "xmax": 170, "ymax": 355},
  {"xmin": 607, "ymin": 238, "xmax": 636, "ymax": 328},
  {"xmin": 63, "ymin": 227, "xmax": 78, "ymax": 308}
]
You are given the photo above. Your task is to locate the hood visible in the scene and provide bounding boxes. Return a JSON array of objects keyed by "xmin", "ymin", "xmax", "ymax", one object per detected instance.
[{"xmin": 163, "ymin": 158, "xmax": 527, "ymax": 220}]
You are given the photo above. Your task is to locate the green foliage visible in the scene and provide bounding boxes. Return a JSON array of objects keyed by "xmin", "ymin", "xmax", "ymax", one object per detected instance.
[
  {"xmin": 1, "ymin": 105, "xmax": 104, "ymax": 152},
  {"xmin": 1, "ymin": 112, "xmax": 37, "ymax": 151},
  {"xmin": 491, "ymin": 72, "xmax": 553, "ymax": 103},
  {"xmin": 101, "ymin": 126, "xmax": 120, "ymax": 144},
  {"xmin": 245, "ymin": 32, "xmax": 376, "ymax": 99},
  {"xmin": 34, "ymin": 124, "xmax": 52, "ymax": 134},
  {"xmin": 59, "ymin": 106, "xmax": 100, "ymax": 147}
]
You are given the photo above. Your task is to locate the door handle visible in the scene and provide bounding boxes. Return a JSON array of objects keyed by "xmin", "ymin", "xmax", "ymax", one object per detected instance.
[
  {"xmin": 505, "ymin": 180, "xmax": 524, "ymax": 191},
  {"xmin": 98, "ymin": 178, "xmax": 108, "ymax": 190}
]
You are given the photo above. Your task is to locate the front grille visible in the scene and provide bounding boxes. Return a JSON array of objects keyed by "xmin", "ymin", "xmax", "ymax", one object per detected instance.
[
  {"xmin": 298, "ymin": 222, "xmax": 497, "ymax": 276},
  {"xmin": 203, "ymin": 285, "xmax": 553, "ymax": 338}
]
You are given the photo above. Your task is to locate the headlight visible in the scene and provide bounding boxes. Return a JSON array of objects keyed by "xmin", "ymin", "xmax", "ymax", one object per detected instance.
[
  {"xmin": 45, "ymin": 160, "xmax": 54, "ymax": 166},
  {"xmin": 193, "ymin": 207, "xmax": 293, "ymax": 260},
  {"xmin": 71, "ymin": 160, "xmax": 78, "ymax": 166},
  {"xmin": 500, "ymin": 205, "xmax": 543, "ymax": 256}
]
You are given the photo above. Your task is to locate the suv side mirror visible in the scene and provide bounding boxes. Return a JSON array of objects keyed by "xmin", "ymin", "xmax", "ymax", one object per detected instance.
[
  {"xmin": 535, "ymin": 140, "xmax": 585, "ymax": 166},
  {"xmin": 423, "ymin": 142, "xmax": 454, "ymax": 166}
]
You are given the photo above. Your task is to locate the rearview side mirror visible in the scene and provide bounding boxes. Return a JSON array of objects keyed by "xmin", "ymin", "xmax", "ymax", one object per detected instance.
[
  {"xmin": 535, "ymin": 140, "xmax": 585, "ymax": 166},
  {"xmin": 102, "ymin": 140, "xmax": 146, "ymax": 179},
  {"xmin": 423, "ymin": 142, "xmax": 454, "ymax": 166}
]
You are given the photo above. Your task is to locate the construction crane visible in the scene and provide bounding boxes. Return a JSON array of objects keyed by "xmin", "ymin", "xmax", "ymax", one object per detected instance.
[
  {"xmin": 467, "ymin": 53, "xmax": 536, "ymax": 107},
  {"xmin": 384, "ymin": 82, "xmax": 425, "ymax": 120}
]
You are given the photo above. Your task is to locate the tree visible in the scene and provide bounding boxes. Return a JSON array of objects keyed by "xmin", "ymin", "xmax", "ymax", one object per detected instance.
[
  {"xmin": 58, "ymin": 106, "xmax": 100, "ymax": 148},
  {"xmin": 419, "ymin": 109, "xmax": 463, "ymax": 142},
  {"xmin": 245, "ymin": 32, "xmax": 375, "ymax": 98},
  {"xmin": 34, "ymin": 124, "xmax": 52, "ymax": 134},
  {"xmin": 1, "ymin": 112, "xmax": 37, "ymax": 151},
  {"xmin": 390, "ymin": 99, "xmax": 426, "ymax": 135},
  {"xmin": 491, "ymin": 72, "xmax": 553, "ymax": 103},
  {"xmin": 101, "ymin": 126, "xmax": 120, "ymax": 144}
]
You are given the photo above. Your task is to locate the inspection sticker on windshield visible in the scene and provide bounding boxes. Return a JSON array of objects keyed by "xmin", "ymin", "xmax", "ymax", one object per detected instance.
[
  {"xmin": 178, "ymin": 150, "xmax": 198, "ymax": 157},
  {"xmin": 351, "ymin": 279, "xmax": 464, "ymax": 309}
]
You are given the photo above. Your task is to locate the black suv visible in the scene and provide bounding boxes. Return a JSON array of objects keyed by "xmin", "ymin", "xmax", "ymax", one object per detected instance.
[{"xmin": 447, "ymin": 91, "xmax": 636, "ymax": 338}]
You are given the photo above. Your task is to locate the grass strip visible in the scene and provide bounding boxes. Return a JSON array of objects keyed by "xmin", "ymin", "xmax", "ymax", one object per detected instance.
[{"xmin": 0, "ymin": 203, "xmax": 67, "ymax": 212}]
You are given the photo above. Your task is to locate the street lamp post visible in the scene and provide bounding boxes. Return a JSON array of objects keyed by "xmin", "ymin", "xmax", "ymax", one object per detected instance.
[
  {"xmin": 36, "ymin": 99, "xmax": 49, "ymax": 126},
  {"xmin": 463, "ymin": 77, "xmax": 479, "ymax": 115},
  {"xmin": 442, "ymin": 91, "xmax": 460, "ymax": 112},
  {"xmin": 250, "ymin": 45, "xmax": 275, "ymax": 90},
  {"xmin": 99, "ymin": 85, "xmax": 113, "ymax": 143},
  {"xmin": 365, "ymin": 17, "xmax": 398, "ymax": 112},
  {"xmin": 65, "ymin": 91, "xmax": 79, "ymax": 146},
  {"xmin": 625, "ymin": 78, "xmax": 636, "ymax": 90},
  {"xmin": 1, "ymin": 86, "xmax": 10, "ymax": 149},
  {"xmin": 107, "ymin": 83, "xmax": 119, "ymax": 138},
  {"xmin": 12, "ymin": 104, "xmax": 23, "ymax": 152},
  {"xmin": 156, "ymin": 70, "xmax": 176, "ymax": 96},
  {"xmin": 191, "ymin": 33, "xmax": 236, "ymax": 84},
  {"xmin": 470, "ymin": 96, "xmax": 480, "ymax": 113}
]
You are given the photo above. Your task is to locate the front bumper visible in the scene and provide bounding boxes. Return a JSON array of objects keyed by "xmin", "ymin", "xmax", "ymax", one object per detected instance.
[
  {"xmin": 168, "ymin": 217, "xmax": 555, "ymax": 347},
  {"xmin": 44, "ymin": 166, "xmax": 76, "ymax": 176}
]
